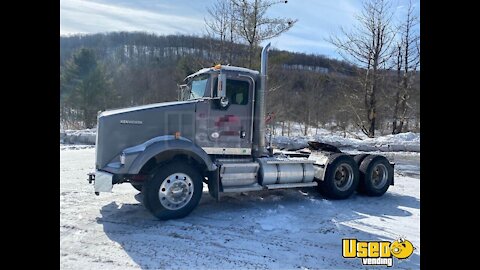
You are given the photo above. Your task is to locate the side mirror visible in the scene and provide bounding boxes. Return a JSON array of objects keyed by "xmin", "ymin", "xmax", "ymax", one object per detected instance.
[
  {"xmin": 219, "ymin": 96, "xmax": 229, "ymax": 108},
  {"xmin": 178, "ymin": 84, "xmax": 188, "ymax": 101},
  {"xmin": 217, "ymin": 73, "xmax": 227, "ymax": 98},
  {"xmin": 215, "ymin": 73, "xmax": 229, "ymax": 109}
]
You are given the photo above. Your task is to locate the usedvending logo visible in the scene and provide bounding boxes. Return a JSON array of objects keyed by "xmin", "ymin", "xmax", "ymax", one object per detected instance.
[{"xmin": 342, "ymin": 237, "xmax": 415, "ymax": 267}]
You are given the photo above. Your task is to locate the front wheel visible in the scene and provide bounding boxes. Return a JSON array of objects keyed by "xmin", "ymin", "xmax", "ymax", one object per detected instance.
[
  {"xmin": 318, "ymin": 154, "xmax": 359, "ymax": 199},
  {"xmin": 143, "ymin": 162, "xmax": 203, "ymax": 220}
]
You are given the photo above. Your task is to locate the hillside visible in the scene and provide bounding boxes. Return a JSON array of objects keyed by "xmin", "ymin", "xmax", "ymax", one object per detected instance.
[{"xmin": 60, "ymin": 32, "xmax": 419, "ymax": 134}]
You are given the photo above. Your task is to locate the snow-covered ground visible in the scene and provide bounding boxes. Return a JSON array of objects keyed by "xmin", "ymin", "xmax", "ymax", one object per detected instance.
[
  {"xmin": 269, "ymin": 124, "xmax": 419, "ymax": 152},
  {"xmin": 60, "ymin": 124, "xmax": 420, "ymax": 153},
  {"xmin": 60, "ymin": 148, "xmax": 420, "ymax": 269},
  {"xmin": 61, "ymin": 128, "xmax": 96, "ymax": 145}
]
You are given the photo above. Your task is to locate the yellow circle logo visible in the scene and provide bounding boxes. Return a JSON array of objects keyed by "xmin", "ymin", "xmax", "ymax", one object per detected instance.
[{"xmin": 390, "ymin": 239, "xmax": 414, "ymax": 259}]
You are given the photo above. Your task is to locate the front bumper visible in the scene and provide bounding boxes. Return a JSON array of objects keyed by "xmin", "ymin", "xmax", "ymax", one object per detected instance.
[{"xmin": 88, "ymin": 170, "xmax": 113, "ymax": 195}]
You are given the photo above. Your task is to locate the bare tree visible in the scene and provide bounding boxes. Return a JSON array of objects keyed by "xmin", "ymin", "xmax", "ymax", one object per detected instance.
[
  {"xmin": 205, "ymin": 0, "xmax": 237, "ymax": 64},
  {"xmin": 329, "ymin": 0, "xmax": 395, "ymax": 137},
  {"xmin": 392, "ymin": 1, "xmax": 419, "ymax": 134},
  {"xmin": 302, "ymin": 73, "xmax": 328, "ymax": 136},
  {"xmin": 231, "ymin": 0, "xmax": 297, "ymax": 68}
]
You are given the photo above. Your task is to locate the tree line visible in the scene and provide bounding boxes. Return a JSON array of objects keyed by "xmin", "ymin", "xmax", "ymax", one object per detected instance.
[{"xmin": 60, "ymin": 0, "xmax": 419, "ymax": 137}]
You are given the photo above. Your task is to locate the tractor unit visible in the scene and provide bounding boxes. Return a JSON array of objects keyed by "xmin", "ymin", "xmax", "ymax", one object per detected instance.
[{"xmin": 88, "ymin": 43, "xmax": 394, "ymax": 220}]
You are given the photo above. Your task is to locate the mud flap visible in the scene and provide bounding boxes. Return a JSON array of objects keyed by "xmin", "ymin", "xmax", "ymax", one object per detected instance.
[
  {"xmin": 390, "ymin": 162, "xmax": 395, "ymax": 185},
  {"xmin": 208, "ymin": 167, "xmax": 221, "ymax": 202}
]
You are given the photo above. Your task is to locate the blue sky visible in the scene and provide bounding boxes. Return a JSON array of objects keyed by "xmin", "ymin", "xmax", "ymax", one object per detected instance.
[{"xmin": 60, "ymin": 0, "xmax": 419, "ymax": 60}]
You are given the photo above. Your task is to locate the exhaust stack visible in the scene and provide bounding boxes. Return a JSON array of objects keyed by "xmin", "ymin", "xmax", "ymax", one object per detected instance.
[{"xmin": 253, "ymin": 43, "xmax": 271, "ymax": 157}]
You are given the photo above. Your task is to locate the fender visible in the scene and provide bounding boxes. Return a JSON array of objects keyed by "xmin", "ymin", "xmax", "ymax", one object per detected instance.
[
  {"xmin": 104, "ymin": 135, "xmax": 217, "ymax": 175},
  {"xmin": 307, "ymin": 141, "xmax": 342, "ymax": 153}
]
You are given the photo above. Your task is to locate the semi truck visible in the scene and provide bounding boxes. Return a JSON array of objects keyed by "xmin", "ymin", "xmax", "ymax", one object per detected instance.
[{"xmin": 88, "ymin": 43, "xmax": 394, "ymax": 220}]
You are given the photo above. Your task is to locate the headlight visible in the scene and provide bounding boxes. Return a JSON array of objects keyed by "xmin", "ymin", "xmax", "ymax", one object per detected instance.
[{"xmin": 120, "ymin": 152, "xmax": 126, "ymax": 165}]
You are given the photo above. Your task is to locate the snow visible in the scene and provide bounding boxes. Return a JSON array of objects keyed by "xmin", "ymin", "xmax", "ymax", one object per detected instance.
[
  {"xmin": 269, "ymin": 125, "xmax": 419, "ymax": 152},
  {"xmin": 60, "ymin": 125, "xmax": 420, "ymax": 153},
  {"xmin": 61, "ymin": 128, "xmax": 96, "ymax": 145},
  {"xmin": 60, "ymin": 148, "xmax": 420, "ymax": 269},
  {"xmin": 256, "ymin": 210, "xmax": 301, "ymax": 232}
]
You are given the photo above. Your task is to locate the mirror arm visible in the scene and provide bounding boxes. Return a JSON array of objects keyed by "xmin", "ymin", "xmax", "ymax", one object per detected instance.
[{"xmin": 218, "ymin": 72, "xmax": 227, "ymax": 98}]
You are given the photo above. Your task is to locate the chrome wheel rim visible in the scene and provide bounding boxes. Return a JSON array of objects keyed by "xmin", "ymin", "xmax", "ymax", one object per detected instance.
[
  {"xmin": 159, "ymin": 173, "xmax": 194, "ymax": 210},
  {"xmin": 371, "ymin": 163, "xmax": 388, "ymax": 189},
  {"xmin": 334, "ymin": 164, "xmax": 354, "ymax": 191}
]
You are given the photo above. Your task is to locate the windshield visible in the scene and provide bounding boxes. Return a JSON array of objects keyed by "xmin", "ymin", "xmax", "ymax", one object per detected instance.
[{"xmin": 187, "ymin": 74, "xmax": 209, "ymax": 100}]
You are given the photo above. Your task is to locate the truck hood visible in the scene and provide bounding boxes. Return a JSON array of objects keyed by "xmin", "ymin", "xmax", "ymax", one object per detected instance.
[
  {"xmin": 99, "ymin": 100, "xmax": 199, "ymax": 117},
  {"xmin": 96, "ymin": 99, "xmax": 199, "ymax": 170}
]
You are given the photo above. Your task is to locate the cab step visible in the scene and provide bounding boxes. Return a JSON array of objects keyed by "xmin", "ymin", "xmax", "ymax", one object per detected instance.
[{"xmin": 264, "ymin": 181, "xmax": 318, "ymax": 190}]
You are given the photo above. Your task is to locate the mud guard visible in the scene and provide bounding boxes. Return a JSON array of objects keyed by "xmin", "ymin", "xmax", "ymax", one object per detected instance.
[
  {"xmin": 208, "ymin": 167, "xmax": 221, "ymax": 202},
  {"xmin": 307, "ymin": 141, "xmax": 342, "ymax": 153},
  {"xmin": 126, "ymin": 136, "xmax": 217, "ymax": 174}
]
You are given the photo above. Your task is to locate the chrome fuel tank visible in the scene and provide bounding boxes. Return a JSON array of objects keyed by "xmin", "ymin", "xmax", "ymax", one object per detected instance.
[{"xmin": 257, "ymin": 157, "xmax": 315, "ymax": 185}]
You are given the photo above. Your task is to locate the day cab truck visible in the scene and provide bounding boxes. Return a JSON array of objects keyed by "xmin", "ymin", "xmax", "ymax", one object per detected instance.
[{"xmin": 88, "ymin": 43, "xmax": 394, "ymax": 220}]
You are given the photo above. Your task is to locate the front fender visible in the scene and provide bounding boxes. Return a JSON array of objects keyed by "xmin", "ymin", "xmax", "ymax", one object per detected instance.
[
  {"xmin": 102, "ymin": 135, "xmax": 216, "ymax": 175},
  {"xmin": 129, "ymin": 137, "xmax": 216, "ymax": 174}
]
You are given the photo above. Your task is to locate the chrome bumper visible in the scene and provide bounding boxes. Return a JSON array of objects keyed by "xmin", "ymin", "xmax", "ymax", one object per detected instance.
[{"xmin": 88, "ymin": 170, "xmax": 113, "ymax": 194}]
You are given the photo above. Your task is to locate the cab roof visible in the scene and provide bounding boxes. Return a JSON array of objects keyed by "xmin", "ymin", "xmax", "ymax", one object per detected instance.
[{"xmin": 185, "ymin": 65, "xmax": 259, "ymax": 81}]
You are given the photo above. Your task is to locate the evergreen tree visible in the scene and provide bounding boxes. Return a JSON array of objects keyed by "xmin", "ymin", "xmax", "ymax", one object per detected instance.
[{"xmin": 60, "ymin": 48, "xmax": 112, "ymax": 128}]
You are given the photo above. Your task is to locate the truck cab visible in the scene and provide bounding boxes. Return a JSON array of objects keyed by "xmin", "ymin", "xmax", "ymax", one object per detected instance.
[{"xmin": 182, "ymin": 65, "xmax": 259, "ymax": 156}]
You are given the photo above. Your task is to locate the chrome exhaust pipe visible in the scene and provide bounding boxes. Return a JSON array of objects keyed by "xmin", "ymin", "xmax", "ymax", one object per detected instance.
[{"xmin": 253, "ymin": 43, "xmax": 271, "ymax": 157}]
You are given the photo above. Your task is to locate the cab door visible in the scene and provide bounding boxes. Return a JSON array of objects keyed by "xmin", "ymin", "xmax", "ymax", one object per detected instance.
[{"xmin": 203, "ymin": 73, "xmax": 254, "ymax": 155}]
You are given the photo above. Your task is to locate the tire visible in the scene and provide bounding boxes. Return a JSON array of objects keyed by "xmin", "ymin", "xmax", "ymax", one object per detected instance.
[
  {"xmin": 353, "ymin": 154, "xmax": 370, "ymax": 193},
  {"xmin": 142, "ymin": 161, "xmax": 203, "ymax": 220},
  {"xmin": 318, "ymin": 153, "xmax": 359, "ymax": 199},
  {"xmin": 131, "ymin": 183, "xmax": 143, "ymax": 192},
  {"xmin": 358, "ymin": 155, "xmax": 393, "ymax": 196},
  {"xmin": 353, "ymin": 154, "xmax": 370, "ymax": 165}
]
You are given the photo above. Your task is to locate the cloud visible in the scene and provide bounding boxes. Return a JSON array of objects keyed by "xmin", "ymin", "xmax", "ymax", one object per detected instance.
[
  {"xmin": 267, "ymin": 34, "xmax": 341, "ymax": 59},
  {"xmin": 60, "ymin": 0, "xmax": 359, "ymax": 58},
  {"xmin": 265, "ymin": 0, "xmax": 361, "ymax": 57},
  {"xmin": 60, "ymin": 0, "xmax": 419, "ymax": 58},
  {"xmin": 60, "ymin": 0, "xmax": 205, "ymax": 35}
]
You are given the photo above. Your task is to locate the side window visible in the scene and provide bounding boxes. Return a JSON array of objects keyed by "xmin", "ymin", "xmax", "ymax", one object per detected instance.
[{"xmin": 226, "ymin": 79, "xmax": 249, "ymax": 105}]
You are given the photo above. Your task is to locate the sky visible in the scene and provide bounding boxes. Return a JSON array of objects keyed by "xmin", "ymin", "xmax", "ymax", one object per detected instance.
[{"xmin": 60, "ymin": 0, "xmax": 420, "ymax": 60}]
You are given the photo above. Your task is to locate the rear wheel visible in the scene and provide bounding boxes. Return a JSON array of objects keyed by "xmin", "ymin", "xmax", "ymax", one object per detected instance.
[
  {"xmin": 318, "ymin": 154, "xmax": 359, "ymax": 199},
  {"xmin": 353, "ymin": 154, "xmax": 370, "ymax": 193},
  {"xmin": 143, "ymin": 162, "xmax": 203, "ymax": 220},
  {"xmin": 358, "ymin": 155, "xmax": 393, "ymax": 196},
  {"xmin": 353, "ymin": 154, "xmax": 369, "ymax": 165}
]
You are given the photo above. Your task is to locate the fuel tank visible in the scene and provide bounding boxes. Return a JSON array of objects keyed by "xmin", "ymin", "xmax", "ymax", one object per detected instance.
[{"xmin": 257, "ymin": 157, "xmax": 315, "ymax": 185}]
